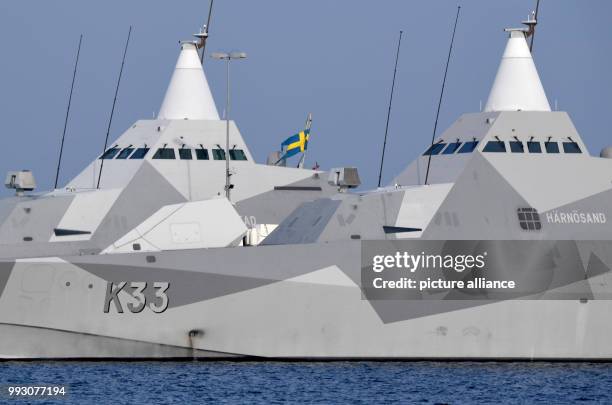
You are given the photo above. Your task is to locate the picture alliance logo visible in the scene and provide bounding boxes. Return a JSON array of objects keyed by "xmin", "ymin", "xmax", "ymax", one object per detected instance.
[{"xmin": 372, "ymin": 251, "xmax": 488, "ymax": 273}]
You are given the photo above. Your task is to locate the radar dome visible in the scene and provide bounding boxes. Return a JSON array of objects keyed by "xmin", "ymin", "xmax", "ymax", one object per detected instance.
[{"xmin": 600, "ymin": 147, "xmax": 612, "ymax": 159}]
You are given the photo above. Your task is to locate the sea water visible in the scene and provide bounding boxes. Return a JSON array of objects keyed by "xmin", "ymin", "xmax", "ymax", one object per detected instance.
[{"xmin": 1, "ymin": 361, "xmax": 611, "ymax": 404}]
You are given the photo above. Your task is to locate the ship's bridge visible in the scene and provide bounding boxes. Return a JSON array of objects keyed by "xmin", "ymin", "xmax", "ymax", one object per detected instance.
[
  {"xmin": 67, "ymin": 118, "xmax": 256, "ymax": 195},
  {"xmin": 394, "ymin": 110, "xmax": 590, "ymax": 187},
  {"xmin": 63, "ymin": 40, "xmax": 322, "ymax": 204},
  {"xmin": 393, "ymin": 24, "xmax": 590, "ymax": 188},
  {"xmin": 66, "ymin": 39, "xmax": 257, "ymax": 196}
]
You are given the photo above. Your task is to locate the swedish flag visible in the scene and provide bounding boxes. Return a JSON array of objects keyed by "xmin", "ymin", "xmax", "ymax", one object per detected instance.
[{"xmin": 280, "ymin": 129, "xmax": 310, "ymax": 159}]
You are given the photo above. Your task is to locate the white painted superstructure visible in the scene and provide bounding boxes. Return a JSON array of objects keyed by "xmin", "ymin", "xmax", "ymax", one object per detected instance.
[
  {"xmin": 158, "ymin": 42, "xmax": 220, "ymax": 120},
  {"xmin": 484, "ymin": 30, "xmax": 550, "ymax": 112}
]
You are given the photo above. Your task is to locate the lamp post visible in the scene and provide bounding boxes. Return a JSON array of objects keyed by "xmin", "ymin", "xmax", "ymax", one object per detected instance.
[{"xmin": 211, "ymin": 51, "xmax": 247, "ymax": 201}]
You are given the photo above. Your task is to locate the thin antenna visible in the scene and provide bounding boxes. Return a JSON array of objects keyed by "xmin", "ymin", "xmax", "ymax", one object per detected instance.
[
  {"xmin": 377, "ymin": 30, "xmax": 403, "ymax": 188},
  {"xmin": 530, "ymin": 0, "xmax": 541, "ymax": 52},
  {"xmin": 197, "ymin": 0, "xmax": 215, "ymax": 64},
  {"xmin": 424, "ymin": 6, "xmax": 461, "ymax": 185},
  {"xmin": 54, "ymin": 34, "xmax": 83, "ymax": 190},
  {"xmin": 97, "ymin": 26, "xmax": 132, "ymax": 189}
]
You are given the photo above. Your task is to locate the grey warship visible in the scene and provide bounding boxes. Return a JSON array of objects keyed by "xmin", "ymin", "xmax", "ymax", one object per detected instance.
[{"xmin": 1, "ymin": 16, "xmax": 612, "ymax": 359}]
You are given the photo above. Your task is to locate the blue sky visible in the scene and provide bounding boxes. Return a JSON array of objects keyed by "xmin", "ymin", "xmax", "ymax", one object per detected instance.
[{"xmin": 0, "ymin": 0, "xmax": 610, "ymax": 193}]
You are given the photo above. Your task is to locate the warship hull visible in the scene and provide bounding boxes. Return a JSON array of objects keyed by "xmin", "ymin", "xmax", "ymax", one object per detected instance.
[
  {"xmin": 2, "ymin": 11, "xmax": 611, "ymax": 361},
  {"xmin": 2, "ymin": 240, "xmax": 612, "ymax": 360}
]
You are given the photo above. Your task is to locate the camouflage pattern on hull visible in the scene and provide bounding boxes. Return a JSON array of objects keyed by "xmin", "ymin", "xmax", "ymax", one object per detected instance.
[
  {"xmin": 1, "ymin": 238, "xmax": 612, "ymax": 359},
  {"xmin": 2, "ymin": 19, "xmax": 612, "ymax": 360}
]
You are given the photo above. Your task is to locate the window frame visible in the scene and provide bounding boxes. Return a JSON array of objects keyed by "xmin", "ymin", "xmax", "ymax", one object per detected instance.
[
  {"xmin": 527, "ymin": 141, "xmax": 542, "ymax": 153},
  {"xmin": 442, "ymin": 142, "xmax": 462, "ymax": 155},
  {"xmin": 483, "ymin": 140, "xmax": 507, "ymax": 153},
  {"xmin": 457, "ymin": 140, "xmax": 479, "ymax": 154},
  {"xmin": 195, "ymin": 148, "xmax": 209, "ymax": 160},
  {"xmin": 562, "ymin": 142, "xmax": 582, "ymax": 154},
  {"xmin": 115, "ymin": 147, "xmax": 135, "ymax": 159},
  {"xmin": 423, "ymin": 143, "xmax": 447, "ymax": 156},
  {"xmin": 545, "ymin": 142, "xmax": 560, "ymax": 154},
  {"xmin": 178, "ymin": 148, "xmax": 193, "ymax": 160},
  {"xmin": 129, "ymin": 147, "xmax": 150, "ymax": 159},
  {"xmin": 229, "ymin": 149, "xmax": 248, "ymax": 161},
  {"xmin": 212, "ymin": 149, "xmax": 226, "ymax": 160},
  {"xmin": 509, "ymin": 141, "xmax": 525, "ymax": 153},
  {"xmin": 517, "ymin": 208, "xmax": 542, "ymax": 231},
  {"xmin": 100, "ymin": 147, "xmax": 121, "ymax": 160},
  {"xmin": 152, "ymin": 148, "xmax": 176, "ymax": 160}
]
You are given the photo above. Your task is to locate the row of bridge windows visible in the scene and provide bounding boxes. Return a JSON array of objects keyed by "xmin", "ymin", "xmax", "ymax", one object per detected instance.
[
  {"xmin": 99, "ymin": 146, "xmax": 248, "ymax": 161},
  {"xmin": 423, "ymin": 141, "xmax": 479, "ymax": 156},
  {"xmin": 482, "ymin": 140, "xmax": 581, "ymax": 154},
  {"xmin": 423, "ymin": 140, "xmax": 582, "ymax": 156}
]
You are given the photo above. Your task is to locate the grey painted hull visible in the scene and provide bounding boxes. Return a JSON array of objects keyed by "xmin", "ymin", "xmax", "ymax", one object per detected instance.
[
  {"xmin": 2, "ymin": 241, "xmax": 612, "ymax": 360},
  {"xmin": 0, "ymin": 324, "xmax": 237, "ymax": 359}
]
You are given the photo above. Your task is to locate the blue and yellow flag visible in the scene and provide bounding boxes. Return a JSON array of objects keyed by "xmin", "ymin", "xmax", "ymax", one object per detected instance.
[{"xmin": 280, "ymin": 129, "xmax": 310, "ymax": 160}]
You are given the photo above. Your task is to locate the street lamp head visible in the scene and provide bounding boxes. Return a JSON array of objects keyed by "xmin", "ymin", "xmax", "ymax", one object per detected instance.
[
  {"xmin": 229, "ymin": 51, "xmax": 247, "ymax": 59},
  {"xmin": 211, "ymin": 51, "xmax": 247, "ymax": 60},
  {"xmin": 211, "ymin": 52, "xmax": 229, "ymax": 60}
]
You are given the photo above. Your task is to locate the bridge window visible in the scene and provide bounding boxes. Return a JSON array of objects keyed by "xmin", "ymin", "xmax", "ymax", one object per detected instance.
[
  {"xmin": 545, "ymin": 142, "xmax": 560, "ymax": 154},
  {"xmin": 442, "ymin": 142, "xmax": 462, "ymax": 154},
  {"xmin": 212, "ymin": 149, "xmax": 226, "ymax": 160},
  {"xmin": 563, "ymin": 142, "xmax": 582, "ymax": 154},
  {"xmin": 527, "ymin": 141, "xmax": 542, "ymax": 153},
  {"xmin": 152, "ymin": 148, "xmax": 176, "ymax": 159},
  {"xmin": 99, "ymin": 147, "xmax": 120, "ymax": 159},
  {"xmin": 458, "ymin": 141, "xmax": 479, "ymax": 153},
  {"xmin": 423, "ymin": 143, "xmax": 446, "ymax": 156},
  {"xmin": 509, "ymin": 141, "xmax": 524, "ymax": 153},
  {"xmin": 116, "ymin": 147, "xmax": 134, "ymax": 159},
  {"xmin": 229, "ymin": 149, "xmax": 248, "ymax": 161},
  {"xmin": 129, "ymin": 147, "xmax": 150, "ymax": 159},
  {"xmin": 196, "ymin": 149, "xmax": 209, "ymax": 160},
  {"xmin": 483, "ymin": 141, "xmax": 506, "ymax": 152},
  {"xmin": 178, "ymin": 149, "xmax": 192, "ymax": 160}
]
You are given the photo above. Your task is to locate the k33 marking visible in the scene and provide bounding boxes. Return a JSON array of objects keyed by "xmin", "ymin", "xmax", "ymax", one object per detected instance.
[{"xmin": 103, "ymin": 282, "xmax": 169, "ymax": 314}]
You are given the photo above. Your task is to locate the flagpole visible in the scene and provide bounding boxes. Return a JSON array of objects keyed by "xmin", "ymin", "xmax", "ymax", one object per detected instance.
[{"xmin": 298, "ymin": 113, "xmax": 312, "ymax": 168}]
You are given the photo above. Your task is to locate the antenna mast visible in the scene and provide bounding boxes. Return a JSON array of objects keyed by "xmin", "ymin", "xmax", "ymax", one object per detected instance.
[
  {"xmin": 424, "ymin": 6, "xmax": 461, "ymax": 186},
  {"xmin": 377, "ymin": 30, "xmax": 403, "ymax": 188},
  {"xmin": 54, "ymin": 34, "xmax": 83, "ymax": 190},
  {"xmin": 97, "ymin": 26, "xmax": 132, "ymax": 189},
  {"xmin": 525, "ymin": 0, "xmax": 541, "ymax": 53},
  {"xmin": 195, "ymin": 0, "xmax": 214, "ymax": 64}
]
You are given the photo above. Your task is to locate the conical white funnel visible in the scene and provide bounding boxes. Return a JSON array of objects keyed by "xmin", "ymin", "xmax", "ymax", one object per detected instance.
[
  {"xmin": 484, "ymin": 30, "xmax": 550, "ymax": 112},
  {"xmin": 158, "ymin": 42, "xmax": 220, "ymax": 120}
]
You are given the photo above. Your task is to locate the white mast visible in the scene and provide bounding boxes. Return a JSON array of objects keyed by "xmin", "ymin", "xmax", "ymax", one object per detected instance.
[
  {"xmin": 158, "ymin": 41, "xmax": 220, "ymax": 120},
  {"xmin": 484, "ymin": 27, "xmax": 550, "ymax": 112}
]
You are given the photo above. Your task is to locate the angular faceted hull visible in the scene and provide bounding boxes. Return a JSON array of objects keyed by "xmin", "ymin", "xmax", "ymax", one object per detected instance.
[{"xmin": 2, "ymin": 241, "xmax": 612, "ymax": 360}]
